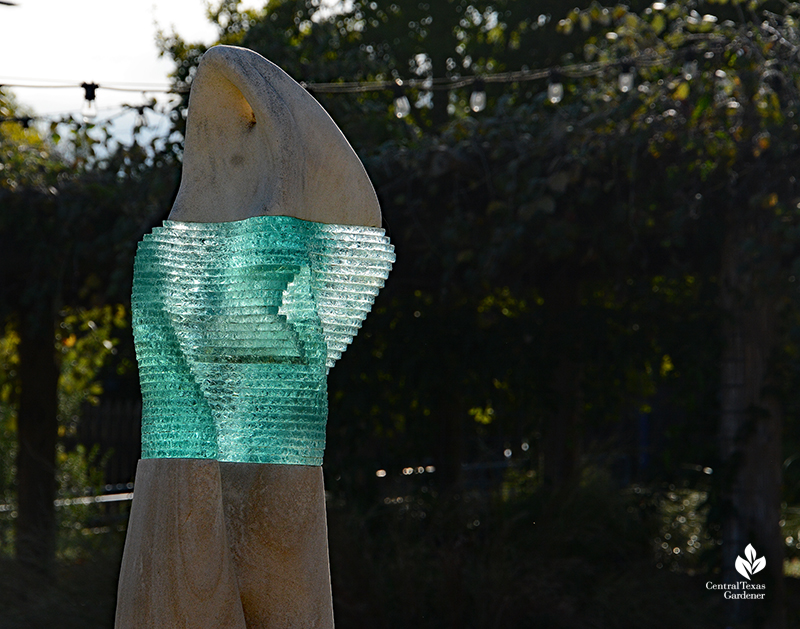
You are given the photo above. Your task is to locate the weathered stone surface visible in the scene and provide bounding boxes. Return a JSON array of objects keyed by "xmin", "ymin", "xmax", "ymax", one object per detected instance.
[
  {"xmin": 115, "ymin": 459, "xmax": 247, "ymax": 628},
  {"xmin": 220, "ymin": 463, "xmax": 333, "ymax": 628},
  {"xmin": 168, "ymin": 45, "xmax": 381, "ymax": 228},
  {"xmin": 116, "ymin": 461, "xmax": 333, "ymax": 628}
]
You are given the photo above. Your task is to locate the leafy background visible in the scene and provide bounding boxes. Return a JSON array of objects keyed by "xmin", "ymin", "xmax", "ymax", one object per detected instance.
[{"xmin": 4, "ymin": 0, "xmax": 800, "ymax": 626}]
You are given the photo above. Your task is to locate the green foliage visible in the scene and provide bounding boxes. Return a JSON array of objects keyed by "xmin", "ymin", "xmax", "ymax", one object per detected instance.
[
  {"xmin": 54, "ymin": 444, "xmax": 118, "ymax": 563},
  {"xmin": 327, "ymin": 465, "xmax": 723, "ymax": 627},
  {"xmin": 57, "ymin": 305, "xmax": 129, "ymax": 428},
  {"xmin": 0, "ymin": 325, "xmax": 18, "ymax": 558},
  {"xmin": 0, "ymin": 303, "xmax": 131, "ymax": 561},
  {"xmin": 0, "ymin": 88, "xmax": 180, "ymax": 324},
  {"xmin": 0, "ymin": 84, "xmax": 177, "ymax": 570},
  {"xmin": 0, "ymin": 549, "xmax": 121, "ymax": 629},
  {"xmin": 159, "ymin": 0, "xmax": 603, "ymax": 145},
  {"xmin": 6, "ymin": 0, "xmax": 800, "ymax": 619},
  {"xmin": 633, "ymin": 482, "xmax": 718, "ymax": 572}
]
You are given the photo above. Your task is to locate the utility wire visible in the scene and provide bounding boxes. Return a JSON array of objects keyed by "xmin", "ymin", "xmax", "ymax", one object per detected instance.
[
  {"xmin": 0, "ymin": 49, "xmax": 678, "ymax": 97},
  {"xmin": 0, "ymin": 42, "xmax": 726, "ymax": 127},
  {"xmin": 0, "ymin": 82, "xmax": 179, "ymax": 93}
]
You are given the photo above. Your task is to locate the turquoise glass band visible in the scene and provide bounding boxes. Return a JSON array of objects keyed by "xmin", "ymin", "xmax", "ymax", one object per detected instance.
[{"xmin": 132, "ymin": 215, "xmax": 394, "ymax": 465}]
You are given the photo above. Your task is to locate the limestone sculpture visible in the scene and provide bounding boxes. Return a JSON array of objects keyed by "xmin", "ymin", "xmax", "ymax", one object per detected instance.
[{"xmin": 115, "ymin": 45, "xmax": 394, "ymax": 628}]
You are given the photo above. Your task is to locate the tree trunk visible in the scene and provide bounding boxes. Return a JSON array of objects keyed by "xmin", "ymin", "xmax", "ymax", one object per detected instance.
[
  {"xmin": 542, "ymin": 274, "xmax": 583, "ymax": 490},
  {"xmin": 437, "ymin": 399, "xmax": 463, "ymax": 490},
  {"xmin": 719, "ymin": 234, "xmax": 785, "ymax": 628},
  {"xmin": 542, "ymin": 356, "xmax": 581, "ymax": 488},
  {"xmin": 16, "ymin": 313, "xmax": 59, "ymax": 574}
]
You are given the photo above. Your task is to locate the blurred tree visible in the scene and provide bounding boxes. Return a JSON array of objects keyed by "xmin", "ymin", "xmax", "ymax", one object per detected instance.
[
  {"xmin": 159, "ymin": 0, "xmax": 667, "ymax": 486},
  {"xmin": 162, "ymin": 2, "xmax": 800, "ymax": 626},
  {"xmin": 0, "ymin": 93, "xmax": 62, "ymax": 572},
  {"xmin": 361, "ymin": 4, "xmax": 800, "ymax": 624},
  {"xmin": 562, "ymin": 6, "xmax": 800, "ymax": 626},
  {"xmin": 0, "ymin": 92, "xmax": 178, "ymax": 572},
  {"xmin": 159, "ymin": 0, "xmax": 610, "ymax": 147}
]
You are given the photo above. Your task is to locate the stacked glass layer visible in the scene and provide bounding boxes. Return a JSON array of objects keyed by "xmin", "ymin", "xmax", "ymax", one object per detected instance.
[{"xmin": 132, "ymin": 215, "xmax": 394, "ymax": 465}]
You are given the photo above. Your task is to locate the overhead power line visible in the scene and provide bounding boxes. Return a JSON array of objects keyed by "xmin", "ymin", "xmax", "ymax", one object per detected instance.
[
  {"xmin": 0, "ymin": 80, "xmax": 178, "ymax": 93},
  {"xmin": 0, "ymin": 48, "xmax": 677, "ymax": 97},
  {"xmin": 0, "ymin": 41, "xmax": 728, "ymax": 126}
]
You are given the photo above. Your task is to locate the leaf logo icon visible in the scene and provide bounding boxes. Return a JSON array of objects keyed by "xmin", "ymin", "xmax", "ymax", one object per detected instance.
[{"xmin": 735, "ymin": 544, "xmax": 766, "ymax": 580}]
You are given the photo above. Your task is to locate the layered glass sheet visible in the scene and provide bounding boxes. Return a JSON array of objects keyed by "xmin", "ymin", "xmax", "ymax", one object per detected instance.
[{"xmin": 132, "ymin": 215, "xmax": 394, "ymax": 465}]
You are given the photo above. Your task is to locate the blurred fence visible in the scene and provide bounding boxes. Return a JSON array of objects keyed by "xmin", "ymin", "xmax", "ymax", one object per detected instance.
[{"xmin": 76, "ymin": 398, "xmax": 141, "ymax": 486}]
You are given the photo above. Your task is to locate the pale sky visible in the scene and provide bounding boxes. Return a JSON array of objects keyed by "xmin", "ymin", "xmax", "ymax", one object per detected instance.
[{"xmin": 0, "ymin": 0, "xmax": 258, "ymax": 119}]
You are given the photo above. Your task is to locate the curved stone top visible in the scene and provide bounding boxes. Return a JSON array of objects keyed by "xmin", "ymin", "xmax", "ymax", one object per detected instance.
[{"xmin": 169, "ymin": 45, "xmax": 381, "ymax": 228}]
